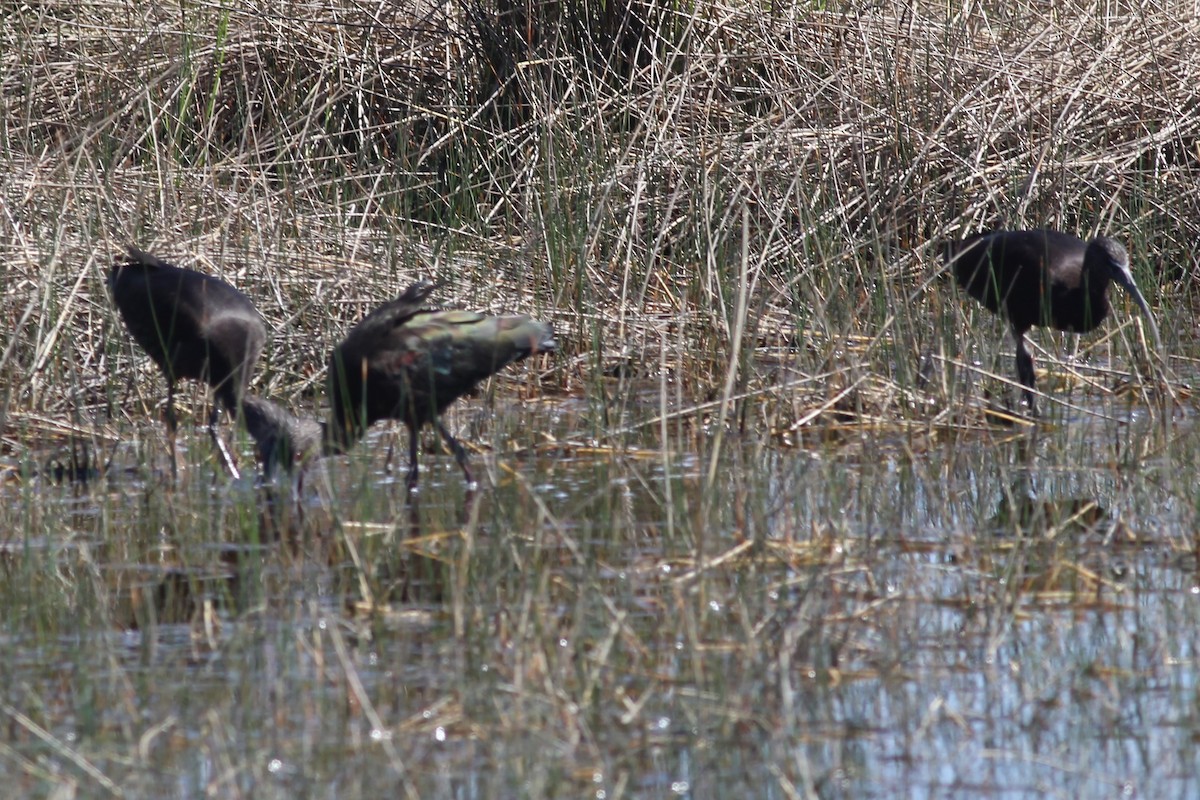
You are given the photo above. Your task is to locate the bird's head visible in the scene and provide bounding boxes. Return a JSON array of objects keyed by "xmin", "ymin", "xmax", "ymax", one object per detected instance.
[
  {"xmin": 241, "ymin": 395, "xmax": 327, "ymax": 476},
  {"xmin": 1090, "ymin": 236, "xmax": 1162, "ymax": 351}
]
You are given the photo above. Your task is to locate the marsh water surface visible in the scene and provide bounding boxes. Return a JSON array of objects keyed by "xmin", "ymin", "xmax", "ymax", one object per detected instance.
[{"xmin": 3, "ymin": 383, "xmax": 1199, "ymax": 798}]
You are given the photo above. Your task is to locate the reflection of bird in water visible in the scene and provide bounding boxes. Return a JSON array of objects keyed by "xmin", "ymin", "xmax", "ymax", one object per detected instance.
[
  {"xmin": 109, "ymin": 246, "xmax": 266, "ymax": 477},
  {"xmin": 989, "ymin": 490, "xmax": 1111, "ymax": 536},
  {"xmin": 986, "ymin": 481, "xmax": 1135, "ymax": 594}
]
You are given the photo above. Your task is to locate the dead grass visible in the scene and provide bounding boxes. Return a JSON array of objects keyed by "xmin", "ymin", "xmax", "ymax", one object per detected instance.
[
  {"xmin": 2, "ymin": 0, "xmax": 1198, "ymax": 442},
  {"xmin": 2, "ymin": 8, "xmax": 1198, "ymax": 796}
]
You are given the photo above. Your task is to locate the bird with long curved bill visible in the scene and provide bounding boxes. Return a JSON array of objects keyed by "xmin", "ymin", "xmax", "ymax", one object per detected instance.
[
  {"xmin": 942, "ymin": 229, "xmax": 1161, "ymax": 414},
  {"xmin": 109, "ymin": 245, "xmax": 265, "ymax": 478},
  {"xmin": 328, "ymin": 280, "xmax": 557, "ymax": 489},
  {"xmin": 239, "ymin": 281, "xmax": 557, "ymax": 490}
]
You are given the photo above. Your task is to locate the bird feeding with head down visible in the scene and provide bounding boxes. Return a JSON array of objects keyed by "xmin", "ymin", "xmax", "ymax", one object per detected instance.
[
  {"xmin": 109, "ymin": 245, "xmax": 265, "ymax": 477},
  {"xmin": 326, "ymin": 280, "xmax": 557, "ymax": 489},
  {"xmin": 238, "ymin": 280, "xmax": 556, "ymax": 489}
]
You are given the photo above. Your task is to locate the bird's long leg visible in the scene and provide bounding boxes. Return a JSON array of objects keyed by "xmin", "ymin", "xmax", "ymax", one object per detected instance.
[
  {"xmin": 207, "ymin": 403, "xmax": 241, "ymax": 480},
  {"xmin": 165, "ymin": 382, "xmax": 179, "ymax": 480},
  {"xmin": 1013, "ymin": 327, "xmax": 1038, "ymax": 415},
  {"xmin": 435, "ymin": 419, "xmax": 475, "ymax": 487},
  {"xmin": 406, "ymin": 423, "xmax": 421, "ymax": 492}
]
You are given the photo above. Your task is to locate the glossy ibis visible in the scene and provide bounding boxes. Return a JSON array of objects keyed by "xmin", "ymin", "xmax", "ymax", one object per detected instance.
[
  {"xmin": 326, "ymin": 280, "xmax": 557, "ymax": 490},
  {"xmin": 109, "ymin": 245, "xmax": 266, "ymax": 477},
  {"xmin": 942, "ymin": 229, "xmax": 1161, "ymax": 413}
]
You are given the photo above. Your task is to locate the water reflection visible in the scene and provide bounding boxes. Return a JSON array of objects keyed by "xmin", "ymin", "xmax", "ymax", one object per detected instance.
[
  {"xmin": 984, "ymin": 434, "xmax": 1117, "ymax": 538},
  {"xmin": 2, "ymin": 398, "xmax": 1198, "ymax": 797}
]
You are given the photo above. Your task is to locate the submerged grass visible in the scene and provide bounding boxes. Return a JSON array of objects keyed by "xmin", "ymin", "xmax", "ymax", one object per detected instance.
[
  {"xmin": 3, "ymin": 406, "xmax": 1199, "ymax": 796},
  {"xmin": 3, "ymin": 0, "xmax": 1200, "ymax": 796}
]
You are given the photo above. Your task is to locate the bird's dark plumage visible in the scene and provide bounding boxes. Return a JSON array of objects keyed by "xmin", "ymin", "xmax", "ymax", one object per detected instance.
[
  {"xmin": 327, "ymin": 281, "xmax": 557, "ymax": 488},
  {"xmin": 109, "ymin": 245, "xmax": 266, "ymax": 476},
  {"xmin": 241, "ymin": 395, "xmax": 326, "ymax": 478},
  {"xmin": 943, "ymin": 229, "xmax": 1160, "ymax": 412}
]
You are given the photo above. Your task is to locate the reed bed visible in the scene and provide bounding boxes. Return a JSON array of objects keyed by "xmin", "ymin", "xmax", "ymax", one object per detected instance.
[
  {"xmin": 3, "ymin": 3, "xmax": 1200, "ymax": 796},
  {"xmin": 3, "ymin": 0, "xmax": 1197, "ymax": 442}
]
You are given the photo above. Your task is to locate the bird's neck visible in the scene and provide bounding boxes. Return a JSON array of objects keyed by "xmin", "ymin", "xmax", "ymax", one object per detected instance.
[{"xmin": 1079, "ymin": 267, "xmax": 1110, "ymax": 305}]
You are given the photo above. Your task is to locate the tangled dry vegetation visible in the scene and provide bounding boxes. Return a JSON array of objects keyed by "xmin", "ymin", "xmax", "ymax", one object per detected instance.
[{"xmin": 2, "ymin": 0, "xmax": 1199, "ymax": 444}]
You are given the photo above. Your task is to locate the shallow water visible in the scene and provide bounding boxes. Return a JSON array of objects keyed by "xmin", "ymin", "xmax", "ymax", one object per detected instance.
[{"xmin": 2, "ymin": 389, "xmax": 1199, "ymax": 798}]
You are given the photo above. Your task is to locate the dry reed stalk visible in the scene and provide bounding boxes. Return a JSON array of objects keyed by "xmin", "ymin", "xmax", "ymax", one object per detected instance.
[{"xmin": 1, "ymin": 1, "xmax": 1194, "ymax": 434}]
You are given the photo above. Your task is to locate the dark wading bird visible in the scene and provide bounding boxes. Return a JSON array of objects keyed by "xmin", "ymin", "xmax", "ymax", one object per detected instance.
[
  {"xmin": 328, "ymin": 280, "xmax": 557, "ymax": 489},
  {"xmin": 239, "ymin": 281, "xmax": 556, "ymax": 490},
  {"xmin": 110, "ymin": 245, "xmax": 266, "ymax": 478},
  {"xmin": 942, "ymin": 229, "xmax": 1161, "ymax": 413}
]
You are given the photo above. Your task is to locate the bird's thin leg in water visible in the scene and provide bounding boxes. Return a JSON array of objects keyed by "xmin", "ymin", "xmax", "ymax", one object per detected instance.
[
  {"xmin": 435, "ymin": 419, "xmax": 474, "ymax": 487},
  {"xmin": 165, "ymin": 382, "xmax": 179, "ymax": 480},
  {"xmin": 1013, "ymin": 328, "xmax": 1038, "ymax": 414},
  {"xmin": 207, "ymin": 405, "xmax": 241, "ymax": 480},
  {"xmin": 406, "ymin": 425, "xmax": 421, "ymax": 492}
]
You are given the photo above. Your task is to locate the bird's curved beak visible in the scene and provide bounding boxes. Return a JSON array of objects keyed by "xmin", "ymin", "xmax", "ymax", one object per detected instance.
[{"xmin": 1113, "ymin": 265, "xmax": 1163, "ymax": 351}]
